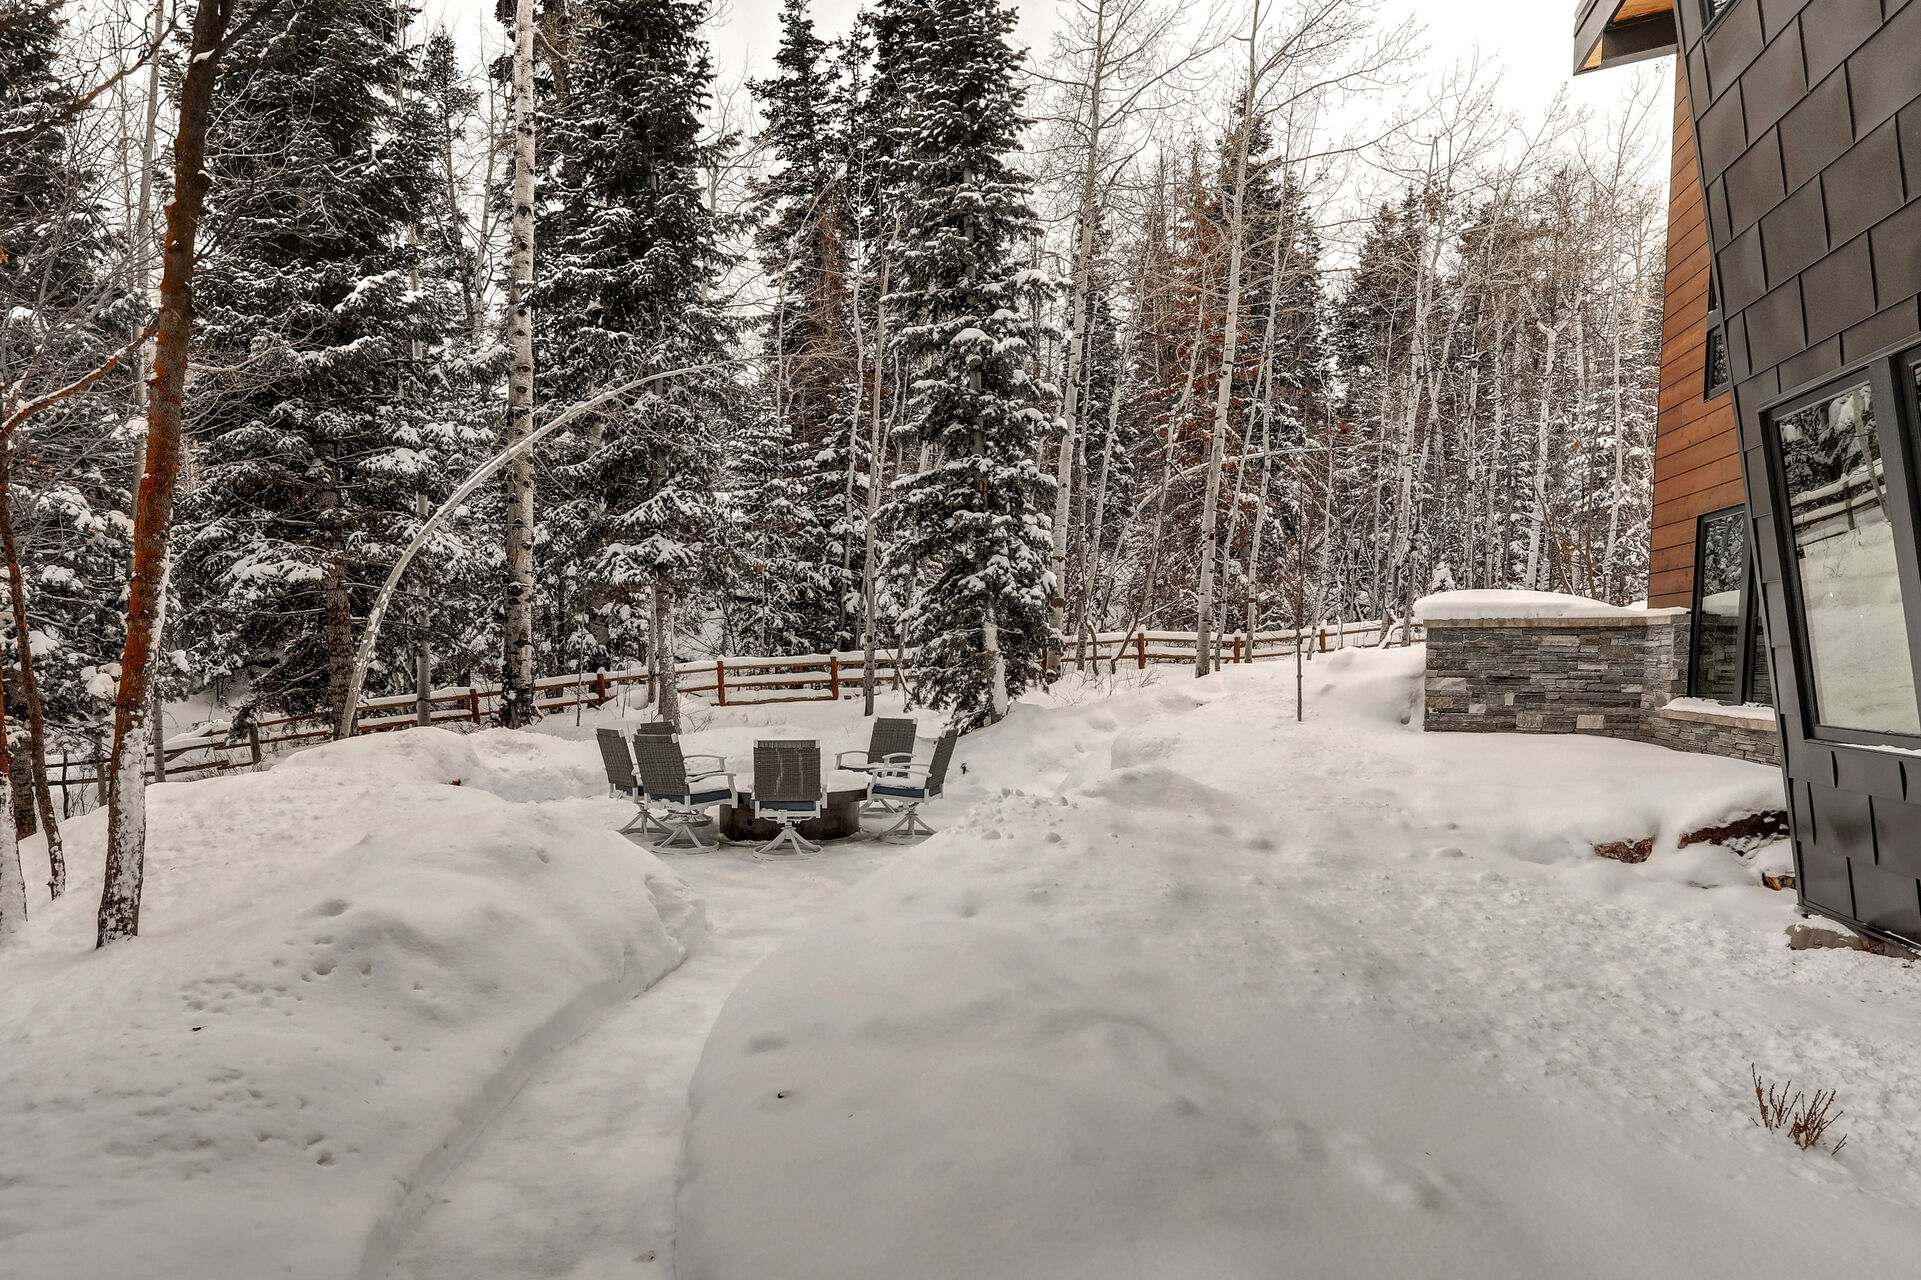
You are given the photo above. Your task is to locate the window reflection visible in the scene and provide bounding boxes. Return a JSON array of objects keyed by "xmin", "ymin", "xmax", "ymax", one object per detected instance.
[
  {"xmin": 1693, "ymin": 510, "xmax": 1744, "ymax": 702},
  {"xmin": 1746, "ymin": 590, "xmax": 1772, "ymax": 706},
  {"xmin": 1776, "ymin": 381, "xmax": 1919, "ymax": 734}
]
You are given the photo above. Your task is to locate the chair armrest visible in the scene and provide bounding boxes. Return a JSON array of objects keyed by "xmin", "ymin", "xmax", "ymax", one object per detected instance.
[
  {"xmin": 878, "ymin": 752, "xmax": 914, "ymax": 765},
  {"xmin": 691, "ymin": 772, "xmax": 736, "ymax": 794},
  {"xmin": 684, "ymin": 753, "xmax": 727, "ymax": 770},
  {"xmin": 871, "ymin": 764, "xmax": 930, "ymax": 783},
  {"xmin": 834, "ymin": 750, "xmax": 871, "ymax": 769}
]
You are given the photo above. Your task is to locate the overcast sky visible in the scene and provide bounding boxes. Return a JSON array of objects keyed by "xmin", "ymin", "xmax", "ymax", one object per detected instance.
[{"xmin": 424, "ymin": 0, "xmax": 1676, "ymax": 195}]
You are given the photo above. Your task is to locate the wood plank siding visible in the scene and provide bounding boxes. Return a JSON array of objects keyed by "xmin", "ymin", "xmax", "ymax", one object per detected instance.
[{"xmin": 1650, "ymin": 62, "xmax": 1741, "ymax": 607}]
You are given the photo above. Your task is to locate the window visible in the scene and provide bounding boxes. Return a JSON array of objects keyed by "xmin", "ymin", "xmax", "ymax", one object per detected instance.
[
  {"xmin": 1705, "ymin": 272, "xmax": 1731, "ymax": 399},
  {"xmin": 1773, "ymin": 378, "xmax": 1920, "ymax": 735},
  {"xmin": 1701, "ymin": 0, "xmax": 1735, "ymax": 25},
  {"xmin": 1690, "ymin": 507, "xmax": 1770, "ymax": 704},
  {"xmin": 1692, "ymin": 509, "xmax": 1746, "ymax": 700}
]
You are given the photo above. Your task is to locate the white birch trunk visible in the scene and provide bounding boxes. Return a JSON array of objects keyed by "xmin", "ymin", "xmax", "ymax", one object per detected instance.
[
  {"xmin": 501, "ymin": 0, "xmax": 538, "ymax": 726},
  {"xmin": 1193, "ymin": 33, "xmax": 1260, "ymax": 677},
  {"xmin": 1525, "ymin": 317, "xmax": 1565, "ymax": 590}
]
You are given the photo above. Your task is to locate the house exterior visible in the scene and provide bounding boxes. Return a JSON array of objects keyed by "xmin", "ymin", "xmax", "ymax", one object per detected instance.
[{"xmin": 1571, "ymin": 0, "xmax": 1921, "ymax": 944}]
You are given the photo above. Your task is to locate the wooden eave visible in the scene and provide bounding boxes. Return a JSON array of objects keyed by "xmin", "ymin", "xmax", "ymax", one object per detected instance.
[{"xmin": 1574, "ymin": 0, "xmax": 1680, "ymax": 75}]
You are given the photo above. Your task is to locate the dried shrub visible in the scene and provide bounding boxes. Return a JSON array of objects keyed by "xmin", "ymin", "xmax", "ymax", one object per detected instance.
[
  {"xmin": 1680, "ymin": 811, "xmax": 1789, "ymax": 852},
  {"xmin": 1595, "ymin": 838, "xmax": 1654, "ymax": 864},
  {"xmin": 1751, "ymin": 1065, "xmax": 1848, "ymax": 1155}
]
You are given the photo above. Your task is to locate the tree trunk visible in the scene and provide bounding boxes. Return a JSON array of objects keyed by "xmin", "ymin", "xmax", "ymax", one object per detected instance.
[
  {"xmin": 1194, "ymin": 39, "xmax": 1259, "ymax": 677},
  {"xmin": 1048, "ymin": 66, "xmax": 1107, "ymax": 673},
  {"xmin": 99, "ymin": 0, "xmax": 258, "ymax": 948},
  {"xmin": 0, "ymin": 649, "xmax": 20, "ymax": 941},
  {"xmin": 860, "ymin": 233, "xmax": 894, "ymax": 717},
  {"xmin": 654, "ymin": 587, "xmax": 681, "ymax": 730},
  {"xmin": 1525, "ymin": 317, "xmax": 1564, "ymax": 591},
  {"xmin": 501, "ymin": 0, "xmax": 538, "ymax": 728},
  {"xmin": 415, "ymin": 490, "xmax": 433, "ymax": 726},
  {"xmin": 0, "ymin": 449, "xmax": 62, "ymax": 896}
]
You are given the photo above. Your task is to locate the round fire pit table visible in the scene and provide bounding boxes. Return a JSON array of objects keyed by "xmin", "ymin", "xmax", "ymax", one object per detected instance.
[{"xmin": 719, "ymin": 786, "xmax": 868, "ymax": 842}]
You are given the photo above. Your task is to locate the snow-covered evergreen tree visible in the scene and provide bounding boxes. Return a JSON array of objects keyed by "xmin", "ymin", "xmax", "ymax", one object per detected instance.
[
  {"xmin": 539, "ymin": 0, "xmax": 733, "ymax": 668},
  {"xmin": 881, "ymin": 0, "xmax": 1055, "ymax": 728},
  {"xmin": 0, "ymin": 0, "xmax": 140, "ymax": 768},
  {"xmin": 747, "ymin": 0, "xmax": 864, "ymax": 655},
  {"xmin": 174, "ymin": 0, "xmax": 445, "ymax": 728}
]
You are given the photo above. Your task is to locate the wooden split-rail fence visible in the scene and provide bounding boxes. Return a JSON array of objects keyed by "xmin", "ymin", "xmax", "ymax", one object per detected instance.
[{"xmin": 46, "ymin": 620, "xmax": 1414, "ymax": 810}]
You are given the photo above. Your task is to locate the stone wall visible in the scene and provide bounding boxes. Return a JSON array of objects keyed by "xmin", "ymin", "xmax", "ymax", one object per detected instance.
[
  {"xmin": 1647, "ymin": 704, "xmax": 1783, "ymax": 766},
  {"xmin": 1423, "ymin": 610, "xmax": 1781, "ymax": 766}
]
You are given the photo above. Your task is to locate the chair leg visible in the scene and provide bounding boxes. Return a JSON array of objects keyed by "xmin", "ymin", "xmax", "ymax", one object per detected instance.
[
  {"xmin": 879, "ymin": 804, "xmax": 936, "ymax": 843},
  {"xmin": 754, "ymin": 819, "xmax": 822, "ymax": 858},
  {"xmin": 618, "ymin": 803, "xmax": 673, "ymax": 839},
  {"xmin": 654, "ymin": 810, "xmax": 717, "ymax": 852}
]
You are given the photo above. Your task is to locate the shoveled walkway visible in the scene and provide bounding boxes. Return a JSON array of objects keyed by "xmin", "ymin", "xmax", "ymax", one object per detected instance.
[{"xmin": 387, "ymin": 838, "xmax": 894, "ymax": 1280}]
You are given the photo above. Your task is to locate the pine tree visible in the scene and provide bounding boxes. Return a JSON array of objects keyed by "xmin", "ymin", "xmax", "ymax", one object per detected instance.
[
  {"xmin": 882, "ymin": 0, "xmax": 1055, "ymax": 729},
  {"xmin": 1, "ymin": 0, "xmax": 139, "ymax": 869},
  {"xmin": 748, "ymin": 0, "xmax": 864, "ymax": 654},
  {"xmin": 539, "ymin": 0, "xmax": 732, "ymax": 676},
  {"xmin": 173, "ymin": 0, "xmax": 443, "ymax": 729}
]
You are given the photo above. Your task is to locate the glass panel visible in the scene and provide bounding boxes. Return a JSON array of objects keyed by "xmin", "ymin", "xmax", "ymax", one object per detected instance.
[
  {"xmin": 1702, "ymin": 0, "xmax": 1734, "ymax": 23},
  {"xmin": 1746, "ymin": 585, "xmax": 1773, "ymax": 706},
  {"xmin": 1705, "ymin": 327, "xmax": 1730, "ymax": 396},
  {"xmin": 1776, "ymin": 380, "xmax": 1920, "ymax": 734},
  {"xmin": 1693, "ymin": 510, "xmax": 1745, "ymax": 702}
]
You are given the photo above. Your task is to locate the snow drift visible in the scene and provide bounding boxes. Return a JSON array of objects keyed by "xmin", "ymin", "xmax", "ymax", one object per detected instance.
[
  {"xmin": 678, "ymin": 650, "xmax": 1921, "ymax": 1279},
  {"xmin": 0, "ymin": 728, "xmax": 701, "ymax": 1280}
]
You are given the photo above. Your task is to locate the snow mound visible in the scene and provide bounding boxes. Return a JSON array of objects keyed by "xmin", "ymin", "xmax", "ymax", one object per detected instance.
[
  {"xmin": 678, "ymin": 652, "xmax": 1921, "ymax": 1278},
  {"xmin": 1414, "ymin": 588, "xmax": 1665, "ymax": 620},
  {"xmin": 0, "ymin": 728, "xmax": 701, "ymax": 1280}
]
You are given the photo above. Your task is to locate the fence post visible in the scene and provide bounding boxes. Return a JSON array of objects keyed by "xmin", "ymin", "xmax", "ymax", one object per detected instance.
[
  {"xmin": 249, "ymin": 724, "xmax": 262, "ymax": 766},
  {"xmin": 1136, "ymin": 632, "xmax": 1146, "ymax": 669},
  {"xmin": 468, "ymin": 687, "xmax": 482, "ymax": 725},
  {"xmin": 594, "ymin": 670, "xmax": 609, "ymax": 705},
  {"xmin": 829, "ymin": 654, "xmax": 840, "ymax": 700},
  {"xmin": 1233, "ymin": 636, "xmax": 1243, "ymax": 664},
  {"xmin": 716, "ymin": 659, "xmax": 728, "ymax": 707}
]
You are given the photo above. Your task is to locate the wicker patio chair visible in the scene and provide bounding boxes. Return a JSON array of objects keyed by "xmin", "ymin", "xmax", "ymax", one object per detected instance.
[
  {"xmin": 868, "ymin": 728, "xmax": 958, "ymax": 842},
  {"xmin": 595, "ymin": 728, "xmax": 669, "ymax": 838},
  {"xmin": 751, "ymin": 740, "xmax": 826, "ymax": 857},
  {"xmin": 631, "ymin": 733, "xmax": 736, "ymax": 851}
]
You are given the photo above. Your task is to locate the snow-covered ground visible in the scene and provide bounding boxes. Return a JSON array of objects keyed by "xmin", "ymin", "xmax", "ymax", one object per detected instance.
[
  {"xmin": 678, "ymin": 651, "xmax": 1921, "ymax": 1279},
  {"xmin": 0, "ymin": 728, "xmax": 701, "ymax": 1280},
  {"xmin": 7, "ymin": 650, "xmax": 1921, "ymax": 1278}
]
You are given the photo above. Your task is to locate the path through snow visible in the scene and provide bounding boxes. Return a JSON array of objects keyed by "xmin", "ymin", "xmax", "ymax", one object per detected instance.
[{"xmin": 387, "ymin": 839, "xmax": 894, "ymax": 1280}]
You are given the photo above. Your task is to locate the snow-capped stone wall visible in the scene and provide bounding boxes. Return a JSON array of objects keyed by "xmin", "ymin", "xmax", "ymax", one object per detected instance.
[{"xmin": 1419, "ymin": 594, "xmax": 1780, "ymax": 766}]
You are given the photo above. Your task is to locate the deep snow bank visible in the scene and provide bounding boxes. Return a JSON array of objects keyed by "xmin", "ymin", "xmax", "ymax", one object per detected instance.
[
  {"xmin": 0, "ymin": 728, "xmax": 700, "ymax": 1280},
  {"xmin": 678, "ymin": 650, "xmax": 1921, "ymax": 1279}
]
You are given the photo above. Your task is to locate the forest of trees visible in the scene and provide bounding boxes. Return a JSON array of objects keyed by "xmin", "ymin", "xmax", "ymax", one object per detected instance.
[{"xmin": 0, "ymin": 0, "xmax": 1669, "ymax": 938}]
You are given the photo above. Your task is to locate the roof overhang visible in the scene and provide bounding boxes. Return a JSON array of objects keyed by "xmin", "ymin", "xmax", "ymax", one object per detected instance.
[{"xmin": 1574, "ymin": 0, "xmax": 1680, "ymax": 75}]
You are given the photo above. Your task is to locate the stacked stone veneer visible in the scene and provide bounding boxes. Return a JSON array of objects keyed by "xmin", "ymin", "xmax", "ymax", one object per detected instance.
[{"xmin": 1423, "ymin": 609, "xmax": 1781, "ymax": 766}]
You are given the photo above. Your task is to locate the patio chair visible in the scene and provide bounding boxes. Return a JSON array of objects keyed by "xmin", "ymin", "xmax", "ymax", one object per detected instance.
[
  {"xmin": 635, "ymin": 720, "xmax": 675, "ymax": 736},
  {"xmin": 869, "ymin": 728, "xmax": 958, "ymax": 843},
  {"xmin": 836, "ymin": 717, "xmax": 917, "ymax": 774},
  {"xmin": 836, "ymin": 716, "xmax": 918, "ymax": 814},
  {"xmin": 631, "ymin": 733, "xmax": 736, "ymax": 851},
  {"xmin": 751, "ymin": 740, "xmax": 826, "ymax": 857},
  {"xmin": 595, "ymin": 727, "xmax": 669, "ymax": 838}
]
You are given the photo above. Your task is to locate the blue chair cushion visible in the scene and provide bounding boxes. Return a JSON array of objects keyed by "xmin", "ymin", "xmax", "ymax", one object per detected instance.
[
  {"xmin": 665, "ymin": 787, "xmax": 732, "ymax": 806},
  {"xmin": 871, "ymin": 782, "xmax": 930, "ymax": 801},
  {"xmin": 757, "ymin": 799, "xmax": 820, "ymax": 813}
]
